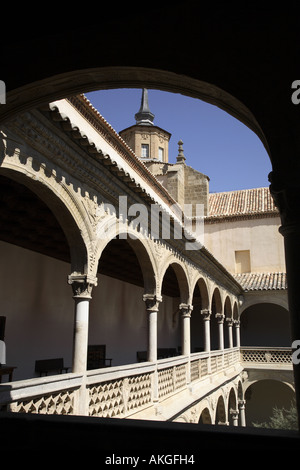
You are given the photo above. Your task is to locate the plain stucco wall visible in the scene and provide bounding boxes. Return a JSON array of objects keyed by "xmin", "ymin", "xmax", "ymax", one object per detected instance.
[{"xmin": 204, "ymin": 216, "xmax": 285, "ymax": 274}]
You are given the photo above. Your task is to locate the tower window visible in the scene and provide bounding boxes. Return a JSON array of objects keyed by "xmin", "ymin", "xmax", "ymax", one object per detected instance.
[
  {"xmin": 158, "ymin": 147, "xmax": 164, "ymax": 161},
  {"xmin": 141, "ymin": 144, "xmax": 149, "ymax": 158}
]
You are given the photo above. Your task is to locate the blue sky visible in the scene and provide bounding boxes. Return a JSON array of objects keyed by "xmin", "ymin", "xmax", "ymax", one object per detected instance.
[{"xmin": 85, "ymin": 88, "xmax": 272, "ymax": 193}]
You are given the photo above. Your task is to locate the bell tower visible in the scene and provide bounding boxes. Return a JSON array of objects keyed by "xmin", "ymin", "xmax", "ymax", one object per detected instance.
[{"xmin": 119, "ymin": 89, "xmax": 171, "ymax": 162}]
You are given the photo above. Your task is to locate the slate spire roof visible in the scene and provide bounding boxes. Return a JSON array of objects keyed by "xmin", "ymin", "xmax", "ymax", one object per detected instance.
[{"xmin": 135, "ymin": 89, "xmax": 155, "ymax": 125}]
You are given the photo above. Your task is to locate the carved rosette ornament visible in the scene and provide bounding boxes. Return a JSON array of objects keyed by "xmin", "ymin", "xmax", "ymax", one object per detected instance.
[{"xmin": 68, "ymin": 273, "xmax": 98, "ymax": 299}]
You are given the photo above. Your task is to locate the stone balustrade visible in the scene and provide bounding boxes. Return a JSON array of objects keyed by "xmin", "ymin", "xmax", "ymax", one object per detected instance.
[
  {"xmin": 240, "ymin": 346, "xmax": 293, "ymax": 368},
  {"xmin": 0, "ymin": 348, "xmax": 243, "ymax": 418},
  {"xmin": 0, "ymin": 347, "xmax": 292, "ymax": 420}
]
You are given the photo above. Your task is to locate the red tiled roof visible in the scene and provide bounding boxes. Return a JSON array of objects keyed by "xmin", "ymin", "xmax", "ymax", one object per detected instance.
[
  {"xmin": 233, "ymin": 272, "xmax": 287, "ymax": 291},
  {"xmin": 208, "ymin": 187, "xmax": 278, "ymax": 220}
]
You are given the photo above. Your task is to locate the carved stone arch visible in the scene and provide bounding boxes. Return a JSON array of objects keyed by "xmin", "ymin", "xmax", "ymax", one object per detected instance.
[
  {"xmin": 96, "ymin": 222, "xmax": 157, "ymax": 295},
  {"xmin": 197, "ymin": 399, "xmax": 213, "ymax": 425},
  {"xmin": 233, "ymin": 300, "xmax": 239, "ymax": 320},
  {"xmin": 0, "ymin": 165, "xmax": 89, "ymax": 275},
  {"xmin": 1, "ymin": 66, "xmax": 267, "ymax": 155},
  {"xmin": 224, "ymin": 295, "xmax": 233, "ymax": 320},
  {"xmin": 237, "ymin": 380, "xmax": 244, "ymax": 400},
  {"xmin": 228, "ymin": 386, "xmax": 238, "ymax": 409},
  {"xmin": 209, "ymin": 286, "xmax": 223, "ymax": 350},
  {"xmin": 215, "ymin": 393, "xmax": 227, "ymax": 425},
  {"xmin": 210, "ymin": 286, "xmax": 223, "ymax": 315},
  {"xmin": 199, "ymin": 407, "xmax": 213, "ymax": 425},
  {"xmin": 191, "ymin": 275, "xmax": 210, "ymax": 310},
  {"xmin": 159, "ymin": 255, "xmax": 190, "ymax": 304},
  {"xmin": 228, "ymin": 386, "xmax": 238, "ymax": 425}
]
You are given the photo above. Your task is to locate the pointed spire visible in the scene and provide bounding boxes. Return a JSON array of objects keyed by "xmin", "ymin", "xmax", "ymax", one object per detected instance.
[
  {"xmin": 135, "ymin": 89, "xmax": 155, "ymax": 125},
  {"xmin": 176, "ymin": 140, "xmax": 186, "ymax": 163}
]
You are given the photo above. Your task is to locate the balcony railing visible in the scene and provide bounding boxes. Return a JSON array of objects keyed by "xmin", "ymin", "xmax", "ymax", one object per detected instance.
[
  {"xmin": 0, "ymin": 348, "xmax": 241, "ymax": 418},
  {"xmin": 0, "ymin": 347, "xmax": 291, "ymax": 418},
  {"xmin": 240, "ymin": 346, "xmax": 293, "ymax": 368}
]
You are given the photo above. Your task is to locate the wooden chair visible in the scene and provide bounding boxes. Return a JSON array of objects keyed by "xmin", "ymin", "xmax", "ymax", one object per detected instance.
[
  {"xmin": 87, "ymin": 345, "xmax": 112, "ymax": 370},
  {"xmin": 35, "ymin": 358, "xmax": 69, "ymax": 376}
]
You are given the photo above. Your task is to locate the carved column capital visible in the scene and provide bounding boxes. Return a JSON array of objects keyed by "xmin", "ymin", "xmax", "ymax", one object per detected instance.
[
  {"xmin": 143, "ymin": 294, "xmax": 162, "ymax": 312},
  {"xmin": 216, "ymin": 312, "xmax": 225, "ymax": 324},
  {"xmin": 68, "ymin": 273, "xmax": 98, "ymax": 299},
  {"xmin": 201, "ymin": 309, "xmax": 211, "ymax": 320},
  {"xmin": 179, "ymin": 303, "xmax": 193, "ymax": 318}
]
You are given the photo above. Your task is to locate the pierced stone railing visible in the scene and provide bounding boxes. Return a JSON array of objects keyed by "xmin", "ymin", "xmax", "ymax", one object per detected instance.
[
  {"xmin": 87, "ymin": 363, "xmax": 154, "ymax": 418},
  {"xmin": 0, "ymin": 347, "xmax": 241, "ymax": 418},
  {"xmin": 240, "ymin": 347, "xmax": 293, "ymax": 368},
  {"xmin": 0, "ymin": 372, "xmax": 83, "ymax": 415}
]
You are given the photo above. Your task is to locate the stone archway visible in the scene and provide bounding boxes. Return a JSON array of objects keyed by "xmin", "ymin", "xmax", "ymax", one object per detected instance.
[
  {"xmin": 90, "ymin": 232, "xmax": 157, "ymax": 366},
  {"xmin": 191, "ymin": 277, "xmax": 209, "ymax": 353},
  {"xmin": 228, "ymin": 387, "xmax": 238, "ymax": 426},
  {"xmin": 0, "ymin": 172, "xmax": 88, "ymax": 380},
  {"xmin": 240, "ymin": 303, "xmax": 291, "ymax": 347},
  {"xmin": 211, "ymin": 287, "xmax": 222, "ymax": 351},
  {"xmin": 245, "ymin": 379, "xmax": 296, "ymax": 427},
  {"xmin": 158, "ymin": 260, "xmax": 191, "ymax": 357},
  {"xmin": 199, "ymin": 407, "xmax": 212, "ymax": 425},
  {"xmin": 215, "ymin": 394, "xmax": 227, "ymax": 425}
]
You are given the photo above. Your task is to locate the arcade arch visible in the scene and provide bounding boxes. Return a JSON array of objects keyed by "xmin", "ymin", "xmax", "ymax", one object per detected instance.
[
  {"xmin": 90, "ymin": 234, "xmax": 157, "ymax": 366},
  {"xmin": 211, "ymin": 287, "xmax": 222, "ymax": 350},
  {"xmin": 158, "ymin": 260, "xmax": 190, "ymax": 357},
  {"xmin": 240, "ymin": 302, "xmax": 291, "ymax": 347},
  {"xmin": 0, "ymin": 172, "xmax": 88, "ymax": 380},
  {"xmin": 190, "ymin": 277, "xmax": 209, "ymax": 353},
  {"xmin": 228, "ymin": 387, "xmax": 238, "ymax": 426},
  {"xmin": 245, "ymin": 379, "xmax": 295, "ymax": 427},
  {"xmin": 215, "ymin": 395, "xmax": 227, "ymax": 425},
  {"xmin": 199, "ymin": 407, "xmax": 212, "ymax": 425}
]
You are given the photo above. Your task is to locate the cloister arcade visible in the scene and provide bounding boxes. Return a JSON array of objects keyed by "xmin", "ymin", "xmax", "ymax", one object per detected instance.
[
  {"xmin": 1, "ymin": 4, "xmax": 299, "ymax": 450},
  {"xmin": 0, "ymin": 168, "xmax": 241, "ymax": 378},
  {"xmin": 0, "ymin": 89, "xmax": 295, "ymax": 432},
  {"xmin": 0, "ymin": 97, "xmax": 247, "ymax": 427},
  {"xmin": 174, "ymin": 378, "xmax": 245, "ymax": 426}
]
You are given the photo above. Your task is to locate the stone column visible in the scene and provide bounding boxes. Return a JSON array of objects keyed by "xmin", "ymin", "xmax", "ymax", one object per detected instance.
[
  {"xmin": 143, "ymin": 294, "xmax": 162, "ymax": 362},
  {"xmin": 234, "ymin": 320, "xmax": 241, "ymax": 347},
  {"xmin": 201, "ymin": 309, "xmax": 211, "ymax": 352},
  {"xmin": 238, "ymin": 399, "xmax": 246, "ymax": 426},
  {"xmin": 68, "ymin": 274, "xmax": 97, "ymax": 374},
  {"xmin": 230, "ymin": 408, "xmax": 239, "ymax": 426},
  {"xmin": 226, "ymin": 318, "xmax": 233, "ymax": 348},
  {"xmin": 179, "ymin": 304, "xmax": 193, "ymax": 356},
  {"xmin": 216, "ymin": 313, "xmax": 225, "ymax": 350}
]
